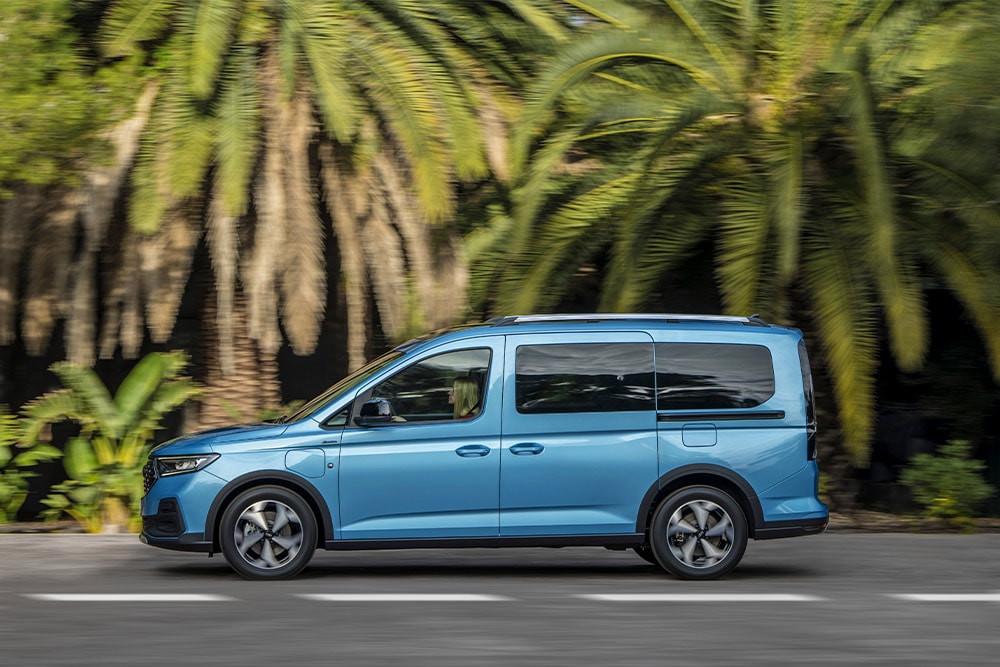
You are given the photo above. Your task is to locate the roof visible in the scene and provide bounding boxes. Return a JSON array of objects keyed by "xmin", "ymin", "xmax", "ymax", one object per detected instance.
[{"xmin": 395, "ymin": 313, "xmax": 795, "ymax": 353}]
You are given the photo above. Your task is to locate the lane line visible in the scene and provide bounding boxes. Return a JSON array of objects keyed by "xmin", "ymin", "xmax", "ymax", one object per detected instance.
[
  {"xmin": 577, "ymin": 593, "xmax": 827, "ymax": 602},
  {"xmin": 296, "ymin": 593, "xmax": 513, "ymax": 602},
  {"xmin": 24, "ymin": 594, "xmax": 236, "ymax": 602},
  {"xmin": 890, "ymin": 593, "xmax": 1000, "ymax": 602}
]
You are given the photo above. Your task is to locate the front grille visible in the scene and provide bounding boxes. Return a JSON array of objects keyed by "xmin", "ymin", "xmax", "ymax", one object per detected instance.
[{"xmin": 142, "ymin": 460, "xmax": 156, "ymax": 494}]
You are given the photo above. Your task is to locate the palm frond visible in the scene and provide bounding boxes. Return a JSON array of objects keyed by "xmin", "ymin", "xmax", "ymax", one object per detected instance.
[
  {"xmin": 500, "ymin": 172, "xmax": 639, "ymax": 314},
  {"xmin": 142, "ymin": 205, "xmax": 201, "ymax": 342},
  {"xmin": 838, "ymin": 66, "xmax": 927, "ymax": 371},
  {"xmin": 319, "ymin": 141, "xmax": 370, "ymax": 371},
  {"xmin": 279, "ymin": 92, "xmax": 326, "ymax": 354},
  {"xmin": 191, "ymin": 0, "xmax": 244, "ymax": 98},
  {"xmin": 513, "ymin": 26, "xmax": 726, "ymax": 174},
  {"xmin": 214, "ymin": 42, "xmax": 261, "ymax": 218},
  {"xmin": 162, "ymin": 72, "xmax": 217, "ymax": 203},
  {"xmin": 717, "ymin": 170, "xmax": 773, "ymax": 315},
  {"xmin": 100, "ymin": 0, "xmax": 176, "ymax": 57},
  {"xmin": 663, "ymin": 0, "xmax": 740, "ymax": 89},
  {"xmin": 298, "ymin": 6, "xmax": 361, "ymax": 142},
  {"xmin": 765, "ymin": 130, "xmax": 805, "ymax": 285},
  {"xmin": 802, "ymin": 221, "xmax": 879, "ymax": 466},
  {"xmin": 348, "ymin": 23, "xmax": 454, "ymax": 221}
]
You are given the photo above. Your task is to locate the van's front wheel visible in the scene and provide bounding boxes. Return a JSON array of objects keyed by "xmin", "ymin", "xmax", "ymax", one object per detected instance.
[
  {"xmin": 220, "ymin": 486, "xmax": 316, "ymax": 580},
  {"xmin": 650, "ymin": 486, "xmax": 747, "ymax": 580}
]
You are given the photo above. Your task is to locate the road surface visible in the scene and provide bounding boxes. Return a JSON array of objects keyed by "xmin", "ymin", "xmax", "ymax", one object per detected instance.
[{"xmin": 1, "ymin": 533, "xmax": 998, "ymax": 665}]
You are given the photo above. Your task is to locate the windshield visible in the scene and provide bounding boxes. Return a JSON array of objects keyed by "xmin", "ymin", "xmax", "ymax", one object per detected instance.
[{"xmin": 284, "ymin": 350, "xmax": 404, "ymax": 423}]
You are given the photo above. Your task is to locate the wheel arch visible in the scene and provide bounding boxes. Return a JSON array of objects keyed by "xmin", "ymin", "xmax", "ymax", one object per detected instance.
[
  {"xmin": 205, "ymin": 471, "xmax": 333, "ymax": 552},
  {"xmin": 636, "ymin": 465, "xmax": 764, "ymax": 539}
]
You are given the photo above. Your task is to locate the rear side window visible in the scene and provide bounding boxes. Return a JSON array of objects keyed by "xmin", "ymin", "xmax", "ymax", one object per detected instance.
[
  {"xmin": 655, "ymin": 343, "xmax": 774, "ymax": 410},
  {"xmin": 515, "ymin": 343, "xmax": 655, "ymax": 414}
]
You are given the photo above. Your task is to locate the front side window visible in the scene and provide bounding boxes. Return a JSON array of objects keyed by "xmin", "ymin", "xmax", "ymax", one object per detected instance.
[
  {"xmin": 655, "ymin": 343, "xmax": 775, "ymax": 410},
  {"xmin": 361, "ymin": 348, "xmax": 492, "ymax": 423},
  {"xmin": 515, "ymin": 343, "xmax": 655, "ymax": 414}
]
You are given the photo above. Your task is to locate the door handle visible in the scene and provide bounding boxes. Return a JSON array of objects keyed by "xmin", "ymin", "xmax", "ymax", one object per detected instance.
[
  {"xmin": 455, "ymin": 445, "xmax": 491, "ymax": 458},
  {"xmin": 509, "ymin": 443, "xmax": 544, "ymax": 456}
]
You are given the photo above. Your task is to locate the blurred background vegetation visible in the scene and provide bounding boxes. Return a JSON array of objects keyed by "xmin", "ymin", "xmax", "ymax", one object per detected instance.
[{"xmin": 0, "ymin": 0, "xmax": 997, "ymax": 530}]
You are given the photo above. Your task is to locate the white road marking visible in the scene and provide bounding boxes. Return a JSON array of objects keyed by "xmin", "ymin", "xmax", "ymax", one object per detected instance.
[
  {"xmin": 24, "ymin": 594, "xmax": 235, "ymax": 602},
  {"xmin": 296, "ymin": 593, "xmax": 513, "ymax": 602},
  {"xmin": 889, "ymin": 593, "xmax": 1000, "ymax": 602},
  {"xmin": 577, "ymin": 593, "xmax": 827, "ymax": 602}
]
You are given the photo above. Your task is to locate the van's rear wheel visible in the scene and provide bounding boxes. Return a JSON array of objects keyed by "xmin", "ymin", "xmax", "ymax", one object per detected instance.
[
  {"xmin": 220, "ymin": 486, "xmax": 316, "ymax": 580},
  {"xmin": 649, "ymin": 486, "xmax": 747, "ymax": 580}
]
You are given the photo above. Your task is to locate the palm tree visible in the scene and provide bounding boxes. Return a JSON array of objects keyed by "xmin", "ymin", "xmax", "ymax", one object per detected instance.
[
  {"xmin": 3, "ymin": 0, "xmax": 568, "ymax": 427},
  {"xmin": 486, "ymin": 0, "xmax": 1000, "ymax": 465}
]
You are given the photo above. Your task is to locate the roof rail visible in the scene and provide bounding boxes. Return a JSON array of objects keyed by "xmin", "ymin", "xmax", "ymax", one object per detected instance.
[{"xmin": 491, "ymin": 314, "xmax": 768, "ymax": 326}]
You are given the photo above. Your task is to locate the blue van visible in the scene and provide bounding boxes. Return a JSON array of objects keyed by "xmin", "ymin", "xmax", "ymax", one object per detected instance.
[{"xmin": 141, "ymin": 314, "xmax": 828, "ymax": 580}]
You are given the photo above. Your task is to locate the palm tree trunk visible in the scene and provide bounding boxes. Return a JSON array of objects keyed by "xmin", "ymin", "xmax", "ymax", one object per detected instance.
[{"xmin": 196, "ymin": 283, "xmax": 281, "ymax": 430}]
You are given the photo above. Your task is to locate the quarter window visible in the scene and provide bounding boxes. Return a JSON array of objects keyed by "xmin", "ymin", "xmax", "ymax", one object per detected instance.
[
  {"xmin": 655, "ymin": 343, "xmax": 775, "ymax": 410},
  {"xmin": 515, "ymin": 343, "xmax": 655, "ymax": 414}
]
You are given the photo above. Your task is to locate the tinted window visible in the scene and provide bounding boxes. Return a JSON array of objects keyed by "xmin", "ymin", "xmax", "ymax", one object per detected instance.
[
  {"xmin": 365, "ymin": 348, "xmax": 492, "ymax": 423},
  {"xmin": 515, "ymin": 343, "xmax": 655, "ymax": 414},
  {"xmin": 655, "ymin": 343, "xmax": 774, "ymax": 410}
]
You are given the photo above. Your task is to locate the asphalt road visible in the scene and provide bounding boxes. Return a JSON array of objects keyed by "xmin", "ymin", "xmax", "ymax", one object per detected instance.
[{"xmin": 2, "ymin": 532, "xmax": 998, "ymax": 666}]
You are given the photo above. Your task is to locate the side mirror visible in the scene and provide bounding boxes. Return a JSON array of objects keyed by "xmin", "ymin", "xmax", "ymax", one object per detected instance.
[{"xmin": 354, "ymin": 398, "xmax": 395, "ymax": 427}]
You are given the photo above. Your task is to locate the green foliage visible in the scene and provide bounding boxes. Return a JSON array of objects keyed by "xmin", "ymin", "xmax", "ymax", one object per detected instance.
[
  {"xmin": 102, "ymin": 0, "xmax": 570, "ymax": 231},
  {"xmin": 899, "ymin": 441, "xmax": 996, "ymax": 531},
  {"xmin": 22, "ymin": 351, "xmax": 201, "ymax": 533},
  {"xmin": 0, "ymin": 406, "xmax": 28, "ymax": 523},
  {"xmin": 490, "ymin": 0, "xmax": 1000, "ymax": 466},
  {"xmin": 0, "ymin": 406, "xmax": 60, "ymax": 523},
  {"xmin": 0, "ymin": 0, "xmax": 140, "ymax": 193}
]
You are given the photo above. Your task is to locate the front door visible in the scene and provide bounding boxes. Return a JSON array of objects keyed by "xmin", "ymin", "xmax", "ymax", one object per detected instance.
[{"xmin": 338, "ymin": 340, "xmax": 503, "ymax": 540}]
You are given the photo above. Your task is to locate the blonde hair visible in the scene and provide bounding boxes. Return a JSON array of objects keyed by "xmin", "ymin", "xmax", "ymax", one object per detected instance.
[{"xmin": 452, "ymin": 376, "xmax": 479, "ymax": 418}]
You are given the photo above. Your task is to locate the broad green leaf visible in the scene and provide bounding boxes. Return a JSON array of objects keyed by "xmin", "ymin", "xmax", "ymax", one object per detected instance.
[{"xmin": 65, "ymin": 438, "xmax": 99, "ymax": 479}]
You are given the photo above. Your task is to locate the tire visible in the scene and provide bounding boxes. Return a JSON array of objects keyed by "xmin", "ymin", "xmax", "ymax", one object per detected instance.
[
  {"xmin": 649, "ymin": 486, "xmax": 748, "ymax": 580},
  {"xmin": 632, "ymin": 544, "xmax": 659, "ymax": 565},
  {"xmin": 220, "ymin": 486, "xmax": 317, "ymax": 580}
]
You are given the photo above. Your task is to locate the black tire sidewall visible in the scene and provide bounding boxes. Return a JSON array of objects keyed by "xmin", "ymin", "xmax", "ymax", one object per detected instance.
[
  {"xmin": 650, "ymin": 486, "xmax": 748, "ymax": 580},
  {"xmin": 220, "ymin": 486, "xmax": 317, "ymax": 580}
]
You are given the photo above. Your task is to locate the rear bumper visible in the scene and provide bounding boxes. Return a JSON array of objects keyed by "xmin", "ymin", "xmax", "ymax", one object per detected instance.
[{"xmin": 754, "ymin": 516, "xmax": 828, "ymax": 540}]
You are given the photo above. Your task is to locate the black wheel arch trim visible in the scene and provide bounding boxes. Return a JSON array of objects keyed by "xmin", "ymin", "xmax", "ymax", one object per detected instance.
[
  {"xmin": 636, "ymin": 464, "xmax": 765, "ymax": 537},
  {"xmin": 204, "ymin": 470, "xmax": 334, "ymax": 552}
]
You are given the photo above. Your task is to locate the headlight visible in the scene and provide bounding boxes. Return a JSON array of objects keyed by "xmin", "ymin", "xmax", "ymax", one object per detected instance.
[{"xmin": 155, "ymin": 454, "xmax": 220, "ymax": 477}]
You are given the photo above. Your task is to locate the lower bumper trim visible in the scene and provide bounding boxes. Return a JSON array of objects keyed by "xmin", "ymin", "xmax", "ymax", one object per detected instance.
[
  {"xmin": 754, "ymin": 517, "xmax": 828, "ymax": 540},
  {"xmin": 140, "ymin": 532, "xmax": 213, "ymax": 553}
]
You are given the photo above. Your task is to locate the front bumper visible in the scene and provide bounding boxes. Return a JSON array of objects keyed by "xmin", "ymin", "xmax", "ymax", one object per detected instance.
[
  {"xmin": 140, "ymin": 531, "xmax": 213, "ymax": 553},
  {"xmin": 140, "ymin": 464, "xmax": 227, "ymax": 554}
]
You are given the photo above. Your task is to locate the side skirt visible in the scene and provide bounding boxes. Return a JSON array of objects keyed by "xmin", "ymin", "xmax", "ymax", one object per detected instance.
[{"xmin": 324, "ymin": 534, "xmax": 646, "ymax": 551}]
